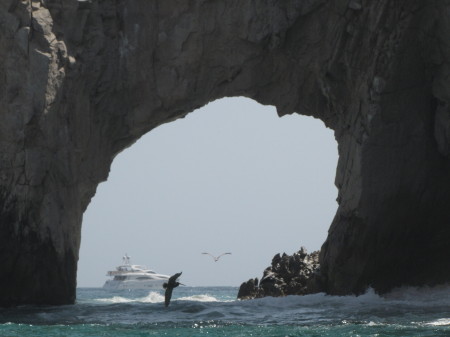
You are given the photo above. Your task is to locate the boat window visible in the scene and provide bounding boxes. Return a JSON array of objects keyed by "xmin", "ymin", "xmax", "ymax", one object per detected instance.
[
  {"xmin": 114, "ymin": 276, "xmax": 127, "ymax": 281},
  {"xmin": 136, "ymin": 276, "xmax": 152, "ymax": 280}
]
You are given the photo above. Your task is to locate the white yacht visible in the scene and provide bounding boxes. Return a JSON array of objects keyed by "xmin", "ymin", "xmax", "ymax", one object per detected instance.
[{"xmin": 103, "ymin": 254, "xmax": 170, "ymax": 290}]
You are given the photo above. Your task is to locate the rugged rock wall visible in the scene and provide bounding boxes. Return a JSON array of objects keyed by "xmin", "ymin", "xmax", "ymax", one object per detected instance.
[{"xmin": 0, "ymin": 0, "xmax": 449, "ymax": 305}]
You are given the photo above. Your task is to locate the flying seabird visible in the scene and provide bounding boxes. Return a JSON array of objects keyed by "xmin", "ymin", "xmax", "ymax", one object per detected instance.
[
  {"xmin": 163, "ymin": 272, "xmax": 182, "ymax": 307},
  {"xmin": 201, "ymin": 252, "xmax": 232, "ymax": 262}
]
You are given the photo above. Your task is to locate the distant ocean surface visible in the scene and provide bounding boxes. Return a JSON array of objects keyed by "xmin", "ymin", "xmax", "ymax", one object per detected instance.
[{"xmin": 1, "ymin": 286, "xmax": 450, "ymax": 336}]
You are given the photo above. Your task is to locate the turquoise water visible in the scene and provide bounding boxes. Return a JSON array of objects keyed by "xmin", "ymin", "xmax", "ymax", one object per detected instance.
[{"xmin": 1, "ymin": 286, "xmax": 449, "ymax": 336}]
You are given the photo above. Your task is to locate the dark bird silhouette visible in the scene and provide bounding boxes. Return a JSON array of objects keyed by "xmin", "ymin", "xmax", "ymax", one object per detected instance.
[
  {"xmin": 201, "ymin": 252, "xmax": 232, "ymax": 262},
  {"xmin": 163, "ymin": 272, "xmax": 182, "ymax": 307}
]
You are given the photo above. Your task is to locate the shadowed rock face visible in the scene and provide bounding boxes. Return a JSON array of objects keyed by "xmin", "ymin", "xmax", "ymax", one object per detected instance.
[
  {"xmin": 0, "ymin": 0, "xmax": 449, "ymax": 305},
  {"xmin": 237, "ymin": 248, "xmax": 321, "ymax": 299}
]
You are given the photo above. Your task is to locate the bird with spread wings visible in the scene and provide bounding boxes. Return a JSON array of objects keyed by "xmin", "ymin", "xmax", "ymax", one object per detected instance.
[
  {"xmin": 201, "ymin": 252, "xmax": 232, "ymax": 262},
  {"xmin": 163, "ymin": 272, "xmax": 182, "ymax": 307}
]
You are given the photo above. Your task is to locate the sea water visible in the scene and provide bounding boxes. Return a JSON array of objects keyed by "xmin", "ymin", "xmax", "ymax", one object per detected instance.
[{"xmin": 1, "ymin": 285, "xmax": 449, "ymax": 336}]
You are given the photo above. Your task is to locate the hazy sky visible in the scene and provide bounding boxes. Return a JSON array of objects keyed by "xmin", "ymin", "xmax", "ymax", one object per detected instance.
[{"xmin": 77, "ymin": 97, "xmax": 338, "ymax": 287}]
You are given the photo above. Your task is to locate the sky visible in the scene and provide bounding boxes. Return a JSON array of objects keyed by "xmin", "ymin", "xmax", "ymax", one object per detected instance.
[{"xmin": 77, "ymin": 97, "xmax": 338, "ymax": 287}]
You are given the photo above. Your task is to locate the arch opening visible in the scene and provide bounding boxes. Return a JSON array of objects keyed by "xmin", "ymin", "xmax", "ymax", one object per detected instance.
[{"xmin": 78, "ymin": 97, "xmax": 338, "ymax": 287}]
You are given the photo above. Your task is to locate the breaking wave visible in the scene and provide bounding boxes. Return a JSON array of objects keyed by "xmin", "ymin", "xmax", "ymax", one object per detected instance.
[
  {"xmin": 94, "ymin": 291, "xmax": 222, "ymax": 304},
  {"xmin": 95, "ymin": 291, "xmax": 165, "ymax": 304},
  {"xmin": 178, "ymin": 294, "xmax": 219, "ymax": 302}
]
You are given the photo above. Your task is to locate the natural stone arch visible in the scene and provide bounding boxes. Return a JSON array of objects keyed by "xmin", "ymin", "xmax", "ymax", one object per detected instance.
[
  {"xmin": 0, "ymin": 0, "xmax": 449, "ymax": 305},
  {"xmin": 77, "ymin": 97, "xmax": 338, "ymax": 288}
]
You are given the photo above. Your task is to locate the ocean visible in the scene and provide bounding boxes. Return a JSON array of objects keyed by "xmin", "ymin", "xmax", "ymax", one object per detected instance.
[{"xmin": 0, "ymin": 285, "xmax": 449, "ymax": 336}]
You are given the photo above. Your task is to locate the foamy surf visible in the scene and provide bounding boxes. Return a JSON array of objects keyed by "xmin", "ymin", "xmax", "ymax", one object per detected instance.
[
  {"xmin": 424, "ymin": 318, "xmax": 450, "ymax": 326},
  {"xmin": 178, "ymin": 294, "xmax": 219, "ymax": 302},
  {"xmin": 95, "ymin": 291, "xmax": 165, "ymax": 304},
  {"xmin": 95, "ymin": 292, "xmax": 222, "ymax": 304}
]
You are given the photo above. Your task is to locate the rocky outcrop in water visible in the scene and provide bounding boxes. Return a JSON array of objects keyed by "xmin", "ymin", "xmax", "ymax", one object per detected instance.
[
  {"xmin": 237, "ymin": 248, "xmax": 321, "ymax": 300},
  {"xmin": 1, "ymin": 0, "xmax": 450, "ymax": 306}
]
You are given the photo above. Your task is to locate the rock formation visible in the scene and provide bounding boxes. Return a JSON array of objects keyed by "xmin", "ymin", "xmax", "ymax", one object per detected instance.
[
  {"xmin": 237, "ymin": 248, "xmax": 321, "ymax": 299},
  {"xmin": 0, "ymin": 0, "xmax": 450, "ymax": 306}
]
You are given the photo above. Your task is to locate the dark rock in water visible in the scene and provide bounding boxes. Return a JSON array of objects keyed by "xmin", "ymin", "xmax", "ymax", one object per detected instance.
[
  {"xmin": 238, "ymin": 247, "xmax": 321, "ymax": 299},
  {"xmin": 1, "ymin": 0, "xmax": 450, "ymax": 306},
  {"xmin": 237, "ymin": 278, "xmax": 259, "ymax": 300}
]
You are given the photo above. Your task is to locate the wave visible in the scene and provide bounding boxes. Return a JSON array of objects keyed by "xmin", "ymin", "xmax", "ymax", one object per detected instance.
[
  {"xmin": 94, "ymin": 292, "xmax": 221, "ymax": 304},
  {"xmin": 95, "ymin": 291, "xmax": 165, "ymax": 304},
  {"xmin": 90, "ymin": 284, "xmax": 450, "ymax": 313},
  {"xmin": 424, "ymin": 318, "xmax": 450, "ymax": 326},
  {"xmin": 237, "ymin": 284, "xmax": 450, "ymax": 309},
  {"xmin": 223, "ymin": 284, "xmax": 450, "ymax": 326},
  {"xmin": 178, "ymin": 294, "xmax": 219, "ymax": 302}
]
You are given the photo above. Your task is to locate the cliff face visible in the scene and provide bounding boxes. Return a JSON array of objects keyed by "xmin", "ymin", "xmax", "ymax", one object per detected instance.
[{"xmin": 0, "ymin": 0, "xmax": 449, "ymax": 305}]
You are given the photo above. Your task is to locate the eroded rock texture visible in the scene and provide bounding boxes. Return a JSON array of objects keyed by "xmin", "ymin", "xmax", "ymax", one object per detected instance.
[
  {"xmin": 237, "ymin": 248, "xmax": 321, "ymax": 299},
  {"xmin": 0, "ymin": 0, "xmax": 449, "ymax": 305}
]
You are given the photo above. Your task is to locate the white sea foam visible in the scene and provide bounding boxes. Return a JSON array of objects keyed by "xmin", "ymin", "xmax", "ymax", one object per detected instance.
[
  {"xmin": 140, "ymin": 292, "xmax": 165, "ymax": 303},
  {"xmin": 95, "ymin": 291, "xmax": 164, "ymax": 304},
  {"xmin": 178, "ymin": 294, "xmax": 219, "ymax": 302},
  {"xmin": 366, "ymin": 321, "xmax": 381, "ymax": 326},
  {"xmin": 424, "ymin": 318, "xmax": 450, "ymax": 326},
  {"xmin": 95, "ymin": 292, "xmax": 220, "ymax": 304},
  {"xmin": 96, "ymin": 296, "xmax": 131, "ymax": 303}
]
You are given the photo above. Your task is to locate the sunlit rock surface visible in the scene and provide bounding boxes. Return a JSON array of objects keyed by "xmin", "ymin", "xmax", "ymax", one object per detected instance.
[{"xmin": 1, "ymin": 0, "xmax": 450, "ymax": 305}]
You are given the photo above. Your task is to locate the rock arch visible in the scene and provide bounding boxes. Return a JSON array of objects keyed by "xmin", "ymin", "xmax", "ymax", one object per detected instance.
[{"xmin": 0, "ymin": 0, "xmax": 449, "ymax": 305}]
